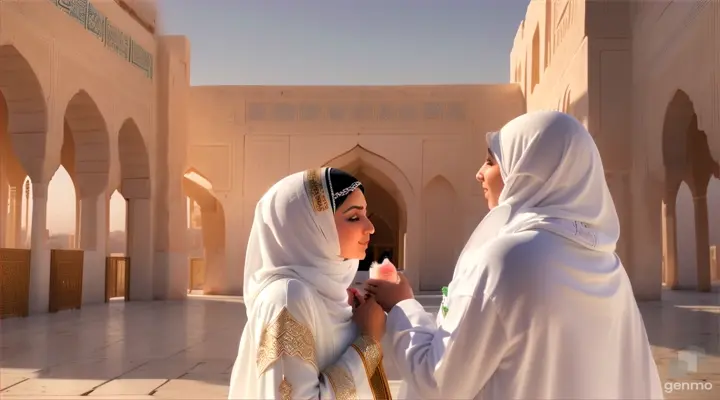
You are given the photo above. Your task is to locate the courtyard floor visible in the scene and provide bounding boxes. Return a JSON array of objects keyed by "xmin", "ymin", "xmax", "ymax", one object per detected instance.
[{"xmin": 0, "ymin": 291, "xmax": 719, "ymax": 399}]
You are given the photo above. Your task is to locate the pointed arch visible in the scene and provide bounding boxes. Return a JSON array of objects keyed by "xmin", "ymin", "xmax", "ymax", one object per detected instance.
[
  {"xmin": 118, "ymin": 118, "xmax": 150, "ymax": 199},
  {"xmin": 323, "ymin": 145, "xmax": 414, "ymax": 213},
  {"xmin": 0, "ymin": 44, "xmax": 49, "ymax": 181},
  {"xmin": 62, "ymin": 90, "xmax": 111, "ymax": 197}
]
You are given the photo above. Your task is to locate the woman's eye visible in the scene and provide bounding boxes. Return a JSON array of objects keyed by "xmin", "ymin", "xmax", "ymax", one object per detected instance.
[{"xmin": 348, "ymin": 216, "xmax": 359, "ymax": 222}]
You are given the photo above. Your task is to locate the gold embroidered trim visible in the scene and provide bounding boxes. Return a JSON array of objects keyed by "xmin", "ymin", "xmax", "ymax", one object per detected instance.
[
  {"xmin": 324, "ymin": 364, "xmax": 358, "ymax": 400},
  {"xmin": 369, "ymin": 363, "xmax": 393, "ymax": 400},
  {"xmin": 304, "ymin": 169, "xmax": 330, "ymax": 213},
  {"xmin": 351, "ymin": 336, "xmax": 392, "ymax": 400},
  {"xmin": 351, "ymin": 336, "xmax": 382, "ymax": 373},
  {"xmin": 256, "ymin": 307, "xmax": 318, "ymax": 375},
  {"xmin": 279, "ymin": 375, "xmax": 293, "ymax": 400}
]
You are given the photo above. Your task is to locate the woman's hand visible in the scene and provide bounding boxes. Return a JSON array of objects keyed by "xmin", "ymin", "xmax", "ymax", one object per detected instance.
[
  {"xmin": 347, "ymin": 287, "xmax": 364, "ymax": 308},
  {"xmin": 352, "ymin": 297, "xmax": 386, "ymax": 341},
  {"xmin": 365, "ymin": 273, "xmax": 414, "ymax": 313}
]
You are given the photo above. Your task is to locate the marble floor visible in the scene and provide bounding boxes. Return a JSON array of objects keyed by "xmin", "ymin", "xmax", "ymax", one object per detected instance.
[{"xmin": 0, "ymin": 290, "xmax": 719, "ymax": 399}]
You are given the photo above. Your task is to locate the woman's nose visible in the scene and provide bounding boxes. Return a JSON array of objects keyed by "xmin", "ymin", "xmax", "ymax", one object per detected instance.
[
  {"xmin": 365, "ymin": 220, "xmax": 375, "ymax": 234},
  {"xmin": 476, "ymin": 169, "xmax": 484, "ymax": 183}
]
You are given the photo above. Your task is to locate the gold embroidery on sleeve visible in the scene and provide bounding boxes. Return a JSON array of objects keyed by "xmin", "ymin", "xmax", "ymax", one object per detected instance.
[
  {"xmin": 304, "ymin": 169, "xmax": 330, "ymax": 213},
  {"xmin": 351, "ymin": 336, "xmax": 392, "ymax": 400},
  {"xmin": 324, "ymin": 364, "xmax": 358, "ymax": 400},
  {"xmin": 351, "ymin": 336, "xmax": 382, "ymax": 373},
  {"xmin": 256, "ymin": 307, "xmax": 318, "ymax": 375},
  {"xmin": 279, "ymin": 375, "xmax": 293, "ymax": 400}
]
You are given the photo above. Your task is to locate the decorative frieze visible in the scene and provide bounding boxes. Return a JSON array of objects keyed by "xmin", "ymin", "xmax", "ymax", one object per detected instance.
[
  {"xmin": 48, "ymin": 0, "xmax": 154, "ymax": 79},
  {"xmin": 245, "ymin": 102, "xmax": 467, "ymax": 123}
]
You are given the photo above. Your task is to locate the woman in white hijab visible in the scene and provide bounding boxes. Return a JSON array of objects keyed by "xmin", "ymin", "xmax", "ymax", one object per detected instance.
[
  {"xmin": 364, "ymin": 111, "xmax": 664, "ymax": 399},
  {"xmin": 229, "ymin": 168, "xmax": 392, "ymax": 399}
]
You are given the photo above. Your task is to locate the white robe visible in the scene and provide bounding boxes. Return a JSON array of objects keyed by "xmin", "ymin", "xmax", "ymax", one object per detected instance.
[
  {"xmin": 387, "ymin": 111, "xmax": 663, "ymax": 399},
  {"xmin": 229, "ymin": 168, "xmax": 393, "ymax": 399},
  {"xmin": 388, "ymin": 230, "xmax": 663, "ymax": 400},
  {"xmin": 229, "ymin": 278, "xmax": 392, "ymax": 399}
]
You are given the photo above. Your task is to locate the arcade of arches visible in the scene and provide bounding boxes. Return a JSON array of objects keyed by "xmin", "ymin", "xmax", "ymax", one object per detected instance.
[{"xmin": 3, "ymin": 0, "xmax": 720, "ymax": 319}]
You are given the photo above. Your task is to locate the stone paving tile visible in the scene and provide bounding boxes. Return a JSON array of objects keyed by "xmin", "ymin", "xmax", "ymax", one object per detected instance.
[
  {"xmin": 88, "ymin": 379, "xmax": 168, "ymax": 396},
  {"xmin": 0, "ymin": 290, "xmax": 718, "ymax": 399}
]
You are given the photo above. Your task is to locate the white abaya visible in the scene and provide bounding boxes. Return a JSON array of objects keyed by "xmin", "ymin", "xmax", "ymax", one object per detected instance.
[
  {"xmin": 387, "ymin": 111, "xmax": 664, "ymax": 400},
  {"xmin": 229, "ymin": 168, "xmax": 391, "ymax": 400}
]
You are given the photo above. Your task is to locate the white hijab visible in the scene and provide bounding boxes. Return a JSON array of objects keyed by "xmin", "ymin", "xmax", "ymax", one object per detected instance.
[
  {"xmin": 243, "ymin": 168, "xmax": 359, "ymax": 323},
  {"xmin": 460, "ymin": 110, "xmax": 620, "ymax": 262}
]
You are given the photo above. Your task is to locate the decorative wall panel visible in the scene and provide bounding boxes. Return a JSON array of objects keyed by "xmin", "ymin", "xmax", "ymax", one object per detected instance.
[
  {"xmin": 48, "ymin": 0, "xmax": 154, "ymax": 79},
  {"xmin": 245, "ymin": 102, "xmax": 468, "ymax": 123}
]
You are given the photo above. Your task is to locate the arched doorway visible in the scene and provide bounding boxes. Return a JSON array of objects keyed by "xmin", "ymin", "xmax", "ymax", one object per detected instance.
[
  {"xmin": 323, "ymin": 146, "xmax": 410, "ymax": 273},
  {"xmin": 353, "ymin": 173, "xmax": 401, "ymax": 271},
  {"xmin": 182, "ymin": 169, "xmax": 227, "ymax": 294},
  {"xmin": 660, "ymin": 90, "xmax": 719, "ymax": 291}
]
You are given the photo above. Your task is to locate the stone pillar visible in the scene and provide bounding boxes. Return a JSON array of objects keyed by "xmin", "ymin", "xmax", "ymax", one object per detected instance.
[
  {"xmin": 661, "ymin": 190, "xmax": 679, "ymax": 289},
  {"xmin": 75, "ymin": 190, "xmax": 81, "ymax": 248},
  {"xmin": 79, "ymin": 194, "xmax": 108, "ymax": 304},
  {"xmin": 403, "ymin": 201, "xmax": 421, "ymax": 292},
  {"xmin": 28, "ymin": 181, "xmax": 50, "ymax": 314},
  {"xmin": 225, "ymin": 203, "xmax": 246, "ymax": 294},
  {"xmin": 629, "ymin": 170, "xmax": 663, "ymax": 300},
  {"xmin": 5, "ymin": 186, "xmax": 16, "ymax": 247},
  {"xmin": 13, "ymin": 186, "xmax": 22, "ymax": 248},
  {"xmin": 153, "ymin": 35, "xmax": 191, "ymax": 300},
  {"xmin": 0, "ymin": 157, "xmax": 7, "ymax": 248},
  {"xmin": 127, "ymin": 197, "xmax": 153, "ymax": 300},
  {"xmin": 78, "ymin": 196, "xmax": 99, "ymax": 250},
  {"xmin": 201, "ymin": 205, "xmax": 225, "ymax": 294},
  {"xmin": 692, "ymin": 192, "xmax": 711, "ymax": 292}
]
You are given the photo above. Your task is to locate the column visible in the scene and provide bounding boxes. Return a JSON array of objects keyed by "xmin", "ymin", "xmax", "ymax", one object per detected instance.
[
  {"xmin": 661, "ymin": 191, "xmax": 679, "ymax": 289},
  {"xmin": 127, "ymin": 197, "xmax": 153, "ymax": 301},
  {"xmin": 403, "ymin": 201, "xmax": 421, "ymax": 292},
  {"xmin": 79, "ymin": 194, "xmax": 108, "ymax": 304},
  {"xmin": 0, "ymin": 157, "xmax": 7, "ymax": 248},
  {"xmin": 5, "ymin": 186, "xmax": 16, "ymax": 247},
  {"xmin": 13, "ymin": 186, "xmax": 22, "ymax": 248},
  {"xmin": 28, "ymin": 181, "xmax": 50, "ymax": 314},
  {"xmin": 692, "ymin": 193, "xmax": 711, "ymax": 292},
  {"xmin": 201, "ymin": 205, "xmax": 225, "ymax": 294},
  {"xmin": 164, "ymin": 183, "xmax": 189, "ymax": 300},
  {"xmin": 629, "ymin": 171, "xmax": 663, "ymax": 300}
]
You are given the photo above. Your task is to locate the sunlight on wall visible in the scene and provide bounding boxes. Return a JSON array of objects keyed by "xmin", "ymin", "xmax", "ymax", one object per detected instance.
[
  {"xmin": 184, "ymin": 171, "xmax": 212, "ymax": 190},
  {"xmin": 109, "ymin": 190, "xmax": 127, "ymax": 232}
]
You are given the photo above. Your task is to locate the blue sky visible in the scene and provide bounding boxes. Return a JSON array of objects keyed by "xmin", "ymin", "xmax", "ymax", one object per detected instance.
[{"xmin": 158, "ymin": 0, "xmax": 530, "ymax": 85}]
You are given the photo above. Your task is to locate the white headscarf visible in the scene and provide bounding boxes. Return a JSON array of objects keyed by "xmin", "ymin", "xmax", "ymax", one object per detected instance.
[
  {"xmin": 460, "ymin": 110, "xmax": 620, "ymax": 261},
  {"xmin": 243, "ymin": 168, "xmax": 360, "ymax": 323}
]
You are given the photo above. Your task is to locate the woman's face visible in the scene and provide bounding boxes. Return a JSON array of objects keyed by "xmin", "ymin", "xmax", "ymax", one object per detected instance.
[
  {"xmin": 334, "ymin": 189, "xmax": 375, "ymax": 259},
  {"xmin": 476, "ymin": 150, "xmax": 505, "ymax": 209}
]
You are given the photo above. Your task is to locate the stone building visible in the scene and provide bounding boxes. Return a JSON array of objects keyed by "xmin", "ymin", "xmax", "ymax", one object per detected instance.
[{"xmin": 0, "ymin": 0, "xmax": 718, "ymax": 316}]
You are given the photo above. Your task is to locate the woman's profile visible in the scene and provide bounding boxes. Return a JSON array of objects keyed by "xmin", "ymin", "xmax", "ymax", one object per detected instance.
[{"xmin": 228, "ymin": 167, "xmax": 391, "ymax": 399}]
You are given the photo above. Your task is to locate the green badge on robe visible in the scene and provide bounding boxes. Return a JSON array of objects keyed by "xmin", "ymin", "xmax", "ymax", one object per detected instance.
[{"xmin": 440, "ymin": 286, "xmax": 449, "ymax": 317}]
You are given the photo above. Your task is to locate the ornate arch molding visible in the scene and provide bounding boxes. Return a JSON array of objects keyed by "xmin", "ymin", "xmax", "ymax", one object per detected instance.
[{"xmin": 322, "ymin": 145, "xmax": 415, "ymax": 216}]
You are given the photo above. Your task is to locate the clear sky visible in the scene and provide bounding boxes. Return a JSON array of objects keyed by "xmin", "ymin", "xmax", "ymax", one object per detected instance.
[{"xmin": 43, "ymin": 0, "xmax": 530, "ymax": 234}]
